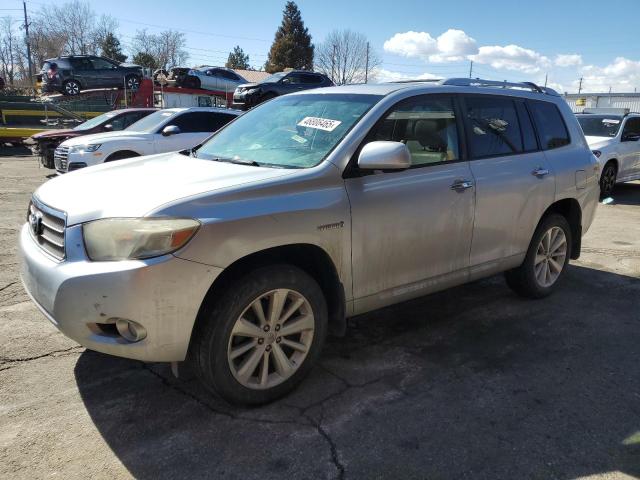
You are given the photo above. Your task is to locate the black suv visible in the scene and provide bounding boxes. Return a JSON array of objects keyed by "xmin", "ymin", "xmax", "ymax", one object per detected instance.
[
  {"xmin": 40, "ymin": 55, "xmax": 143, "ymax": 96},
  {"xmin": 232, "ymin": 70, "xmax": 333, "ymax": 110}
]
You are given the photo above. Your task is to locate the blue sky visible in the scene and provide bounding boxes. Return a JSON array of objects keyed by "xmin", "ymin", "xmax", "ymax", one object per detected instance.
[{"xmin": 11, "ymin": 0, "xmax": 640, "ymax": 92}]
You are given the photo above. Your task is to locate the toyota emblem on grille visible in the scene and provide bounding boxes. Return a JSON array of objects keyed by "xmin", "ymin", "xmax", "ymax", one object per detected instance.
[{"xmin": 29, "ymin": 211, "xmax": 43, "ymax": 236}]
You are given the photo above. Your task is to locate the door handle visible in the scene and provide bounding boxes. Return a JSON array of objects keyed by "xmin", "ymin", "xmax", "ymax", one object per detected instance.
[
  {"xmin": 450, "ymin": 179, "xmax": 474, "ymax": 191},
  {"xmin": 531, "ymin": 167, "xmax": 550, "ymax": 178}
]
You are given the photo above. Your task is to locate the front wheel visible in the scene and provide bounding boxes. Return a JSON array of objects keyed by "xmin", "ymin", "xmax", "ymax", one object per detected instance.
[
  {"xmin": 599, "ymin": 161, "xmax": 617, "ymax": 197},
  {"xmin": 191, "ymin": 265, "xmax": 328, "ymax": 405},
  {"xmin": 63, "ymin": 79, "xmax": 81, "ymax": 96},
  {"xmin": 505, "ymin": 214, "xmax": 572, "ymax": 299},
  {"xmin": 125, "ymin": 75, "xmax": 141, "ymax": 91}
]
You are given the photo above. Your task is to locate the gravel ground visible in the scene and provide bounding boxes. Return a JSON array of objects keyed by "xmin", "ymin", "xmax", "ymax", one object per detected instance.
[{"xmin": 1, "ymin": 154, "xmax": 639, "ymax": 480}]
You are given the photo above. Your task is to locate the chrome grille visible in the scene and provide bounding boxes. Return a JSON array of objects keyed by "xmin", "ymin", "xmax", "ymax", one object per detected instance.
[
  {"xmin": 28, "ymin": 200, "xmax": 66, "ymax": 260},
  {"xmin": 54, "ymin": 145, "xmax": 69, "ymax": 172}
]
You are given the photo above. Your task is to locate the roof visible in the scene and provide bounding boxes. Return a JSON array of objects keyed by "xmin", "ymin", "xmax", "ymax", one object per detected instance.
[
  {"xmin": 161, "ymin": 106, "xmax": 242, "ymax": 115},
  {"xmin": 233, "ymin": 69, "xmax": 271, "ymax": 83}
]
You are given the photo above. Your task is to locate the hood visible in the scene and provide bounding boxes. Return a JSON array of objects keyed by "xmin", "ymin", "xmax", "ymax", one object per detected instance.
[
  {"xmin": 236, "ymin": 82, "xmax": 261, "ymax": 90},
  {"xmin": 61, "ymin": 130, "xmax": 152, "ymax": 147},
  {"xmin": 584, "ymin": 135, "xmax": 615, "ymax": 149},
  {"xmin": 31, "ymin": 128, "xmax": 79, "ymax": 140},
  {"xmin": 34, "ymin": 152, "xmax": 296, "ymax": 225}
]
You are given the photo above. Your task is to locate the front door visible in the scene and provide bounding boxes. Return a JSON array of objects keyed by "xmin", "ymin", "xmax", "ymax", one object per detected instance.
[
  {"xmin": 462, "ymin": 95, "xmax": 556, "ymax": 271},
  {"xmin": 345, "ymin": 94, "xmax": 475, "ymax": 312},
  {"xmin": 618, "ymin": 117, "xmax": 640, "ymax": 180}
]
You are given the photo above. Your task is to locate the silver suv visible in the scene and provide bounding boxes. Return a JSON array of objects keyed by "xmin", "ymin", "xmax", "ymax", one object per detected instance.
[{"xmin": 19, "ymin": 78, "xmax": 600, "ymax": 404}]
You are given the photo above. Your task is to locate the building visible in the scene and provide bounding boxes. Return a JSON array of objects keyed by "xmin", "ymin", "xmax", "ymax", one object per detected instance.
[{"xmin": 564, "ymin": 93, "xmax": 640, "ymax": 113}]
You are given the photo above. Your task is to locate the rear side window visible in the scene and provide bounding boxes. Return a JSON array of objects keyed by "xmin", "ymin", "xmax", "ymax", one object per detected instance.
[
  {"xmin": 515, "ymin": 101, "xmax": 538, "ymax": 152},
  {"xmin": 170, "ymin": 112, "xmax": 235, "ymax": 133},
  {"xmin": 302, "ymin": 74, "xmax": 323, "ymax": 84},
  {"xmin": 528, "ymin": 100, "xmax": 570, "ymax": 150},
  {"xmin": 464, "ymin": 96, "xmax": 523, "ymax": 158}
]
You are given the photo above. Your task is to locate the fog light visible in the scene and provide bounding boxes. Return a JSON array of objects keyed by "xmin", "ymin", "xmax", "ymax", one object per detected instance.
[{"xmin": 115, "ymin": 318, "xmax": 147, "ymax": 342}]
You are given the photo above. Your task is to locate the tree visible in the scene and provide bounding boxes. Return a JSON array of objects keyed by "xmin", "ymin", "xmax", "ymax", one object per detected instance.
[
  {"xmin": 226, "ymin": 45, "xmax": 249, "ymax": 70},
  {"xmin": 315, "ymin": 30, "xmax": 381, "ymax": 85},
  {"xmin": 132, "ymin": 52, "xmax": 158, "ymax": 70},
  {"xmin": 100, "ymin": 32, "xmax": 126, "ymax": 62},
  {"xmin": 265, "ymin": 1, "xmax": 313, "ymax": 73},
  {"xmin": 0, "ymin": 17, "xmax": 17, "ymax": 85},
  {"xmin": 130, "ymin": 28, "xmax": 188, "ymax": 70}
]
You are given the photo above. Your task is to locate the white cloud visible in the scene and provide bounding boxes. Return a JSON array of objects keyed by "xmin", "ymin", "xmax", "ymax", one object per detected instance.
[
  {"xmin": 555, "ymin": 54, "xmax": 582, "ymax": 67},
  {"xmin": 372, "ymin": 68, "xmax": 440, "ymax": 83},
  {"xmin": 578, "ymin": 57, "xmax": 640, "ymax": 92},
  {"xmin": 383, "ymin": 31, "xmax": 437, "ymax": 60},
  {"xmin": 471, "ymin": 45, "xmax": 550, "ymax": 73},
  {"xmin": 383, "ymin": 29, "xmax": 477, "ymax": 63}
]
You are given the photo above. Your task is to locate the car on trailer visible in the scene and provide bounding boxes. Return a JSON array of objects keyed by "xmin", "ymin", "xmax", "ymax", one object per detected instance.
[
  {"xmin": 27, "ymin": 108, "xmax": 157, "ymax": 168},
  {"xmin": 39, "ymin": 56, "xmax": 143, "ymax": 96},
  {"xmin": 182, "ymin": 66, "xmax": 247, "ymax": 92}
]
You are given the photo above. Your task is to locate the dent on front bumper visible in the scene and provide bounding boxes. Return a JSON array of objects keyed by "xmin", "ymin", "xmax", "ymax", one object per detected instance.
[{"xmin": 19, "ymin": 223, "xmax": 222, "ymax": 362}]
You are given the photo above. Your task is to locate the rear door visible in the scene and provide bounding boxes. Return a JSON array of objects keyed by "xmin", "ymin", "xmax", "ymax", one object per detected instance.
[
  {"xmin": 90, "ymin": 57, "xmax": 120, "ymax": 88},
  {"xmin": 69, "ymin": 57, "xmax": 95, "ymax": 88},
  {"xmin": 346, "ymin": 94, "xmax": 475, "ymax": 308},
  {"xmin": 462, "ymin": 94, "xmax": 555, "ymax": 273}
]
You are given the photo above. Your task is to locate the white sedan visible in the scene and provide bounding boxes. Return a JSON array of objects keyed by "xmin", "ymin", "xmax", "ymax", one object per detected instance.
[{"xmin": 54, "ymin": 107, "xmax": 240, "ymax": 173}]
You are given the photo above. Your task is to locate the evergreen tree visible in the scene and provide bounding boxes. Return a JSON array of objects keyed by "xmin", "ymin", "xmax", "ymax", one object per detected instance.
[
  {"xmin": 265, "ymin": 1, "xmax": 313, "ymax": 73},
  {"xmin": 132, "ymin": 52, "xmax": 158, "ymax": 70},
  {"xmin": 225, "ymin": 46, "xmax": 250, "ymax": 70},
  {"xmin": 100, "ymin": 32, "xmax": 127, "ymax": 63}
]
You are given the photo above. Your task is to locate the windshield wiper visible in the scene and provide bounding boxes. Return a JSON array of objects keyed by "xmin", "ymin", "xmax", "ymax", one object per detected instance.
[{"xmin": 213, "ymin": 157, "xmax": 262, "ymax": 167}]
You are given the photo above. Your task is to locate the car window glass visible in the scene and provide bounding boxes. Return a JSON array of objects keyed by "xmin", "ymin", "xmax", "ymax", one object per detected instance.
[
  {"xmin": 622, "ymin": 118, "xmax": 640, "ymax": 138},
  {"xmin": 365, "ymin": 95, "xmax": 460, "ymax": 166},
  {"xmin": 70, "ymin": 58, "xmax": 94, "ymax": 71},
  {"xmin": 91, "ymin": 58, "xmax": 115, "ymax": 69},
  {"xmin": 108, "ymin": 115, "xmax": 127, "ymax": 131},
  {"xmin": 169, "ymin": 112, "xmax": 236, "ymax": 133},
  {"xmin": 284, "ymin": 74, "xmax": 304, "ymax": 84},
  {"xmin": 219, "ymin": 70, "xmax": 238, "ymax": 80},
  {"xmin": 515, "ymin": 101, "xmax": 538, "ymax": 152},
  {"xmin": 464, "ymin": 96, "xmax": 523, "ymax": 158},
  {"xmin": 528, "ymin": 100, "xmax": 570, "ymax": 150},
  {"xmin": 302, "ymin": 74, "xmax": 322, "ymax": 84}
]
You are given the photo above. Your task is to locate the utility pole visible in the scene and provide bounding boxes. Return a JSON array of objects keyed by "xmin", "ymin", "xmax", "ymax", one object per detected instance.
[
  {"xmin": 331, "ymin": 44, "xmax": 336, "ymax": 85},
  {"xmin": 578, "ymin": 77, "xmax": 583, "ymax": 94},
  {"xmin": 608, "ymin": 86, "xmax": 612, "ymax": 94},
  {"xmin": 468, "ymin": 60, "xmax": 473, "ymax": 78},
  {"xmin": 22, "ymin": 1, "xmax": 33, "ymax": 85},
  {"xmin": 364, "ymin": 41, "xmax": 369, "ymax": 84},
  {"xmin": 544, "ymin": 73, "xmax": 548, "ymax": 88}
]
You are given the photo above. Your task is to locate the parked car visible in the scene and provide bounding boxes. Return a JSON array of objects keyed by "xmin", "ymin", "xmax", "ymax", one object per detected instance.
[
  {"xmin": 576, "ymin": 108, "xmax": 640, "ymax": 196},
  {"xmin": 53, "ymin": 107, "xmax": 240, "ymax": 173},
  {"xmin": 27, "ymin": 108, "xmax": 157, "ymax": 168},
  {"xmin": 232, "ymin": 70, "xmax": 334, "ymax": 110},
  {"xmin": 40, "ymin": 55, "xmax": 143, "ymax": 96},
  {"xmin": 182, "ymin": 66, "xmax": 246, "ymax": 92},
  {"xmin": 19, "ymin": 78, "xmax": 599, "ymax": 405},
  {"xmin": 153, "ymin": 66, "xmax": 191, "ymax": 87}
]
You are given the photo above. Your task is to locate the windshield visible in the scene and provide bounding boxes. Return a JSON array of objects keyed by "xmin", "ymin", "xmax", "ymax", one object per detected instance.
[
  {"xmin": 577, "ymin": 115, "xmax": 622, "ymax": 137},
  {"xmin": 262, "ymin": 72, "xmax": 286, "ymax": 83},
  {"xmin": 196, "ymin": 93, "xmax": 381, "ymax": 168},
  {"xmin": 127, "ymin": 110, "xmax": 177, "ymax": 133},
  {"xmin": 73, "ymin": 111, "xmax": 117, "ymax": 131}
]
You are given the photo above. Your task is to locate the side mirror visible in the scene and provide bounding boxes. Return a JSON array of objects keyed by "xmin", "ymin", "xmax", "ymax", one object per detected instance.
[
  {"xmin": 357, "ymin": 141, "xmax": 411, "ymax": 171},
  {"xmin": 281, "ymin": 78, "xmax": 291, "ymax": 84},
  {"xmin": 103, "ymin": 124, "xmax": 113, "ymax": 131},
  {"xmin": 162, "ymin": 125, "xmax": 180, "ymax": 136},
  {"xmin": 622, "ymin": 132, "xmax": 640, "ymax": 142}
]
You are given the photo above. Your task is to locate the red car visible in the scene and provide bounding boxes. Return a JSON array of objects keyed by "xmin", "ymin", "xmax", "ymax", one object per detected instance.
[{"xmin": 28, "ymin": 108, "xmax": 156, "ymax": 168}]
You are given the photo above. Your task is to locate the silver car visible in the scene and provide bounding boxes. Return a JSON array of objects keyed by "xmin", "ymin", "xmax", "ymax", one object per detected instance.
[{"xmin": 19, "ymin": 78, "xmax": 600, "ymax": 404}]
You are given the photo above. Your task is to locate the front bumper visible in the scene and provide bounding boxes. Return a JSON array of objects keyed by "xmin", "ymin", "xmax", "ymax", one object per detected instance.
[{"xmin": 19, "ymin": 223, "xmax": 222, "ymax": 362}]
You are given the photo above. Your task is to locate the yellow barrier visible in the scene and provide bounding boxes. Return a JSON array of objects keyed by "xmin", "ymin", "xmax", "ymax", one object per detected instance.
[
  {"xmin": 2, "ymin": 109, "xmax": 104, "ymax": 118},
  {"xmin": 0, "ymin": 127, "xmax": 47, "ymax": 139}
]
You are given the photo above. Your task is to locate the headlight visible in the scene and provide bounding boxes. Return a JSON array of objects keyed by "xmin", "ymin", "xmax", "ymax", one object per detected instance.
[
  {"xmin": 592, "ymin": 150, "xmax": 602, "ymax": 158},
  {"xmin": 188, "ymin": 70, "xmax": 195, "ymax": 76},
  {"xmin": 69, "ymin": 144, "xmax": 101, "ymax": 153},
  {"xmin": 245, "ymin": 88, "xmax": 260, "ymax": 95},
  {"xmin": 83, "ymin": 217, "xmax": 200, "ymax": 261}
]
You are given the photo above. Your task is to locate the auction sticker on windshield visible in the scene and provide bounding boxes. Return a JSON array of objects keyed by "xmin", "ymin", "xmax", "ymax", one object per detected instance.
[{"xmin": 297, "ymin": 117, "xmax": 342, "ymax": 132}]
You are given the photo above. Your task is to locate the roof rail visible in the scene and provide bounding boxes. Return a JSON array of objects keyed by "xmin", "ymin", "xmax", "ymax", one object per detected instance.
[{"xmin": 441, "ymin": 78, "xmax": 559, "ymax": 96}]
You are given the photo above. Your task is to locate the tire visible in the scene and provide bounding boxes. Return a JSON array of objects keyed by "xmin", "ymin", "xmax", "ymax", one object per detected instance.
[
  {"xmin": 186, "ymin": 76, "xmax": 200, "ymax": 89},
  {"xmin": 599, "ymin": 161, "xmax": 617, "ymax": 197},
  {"xmin": 105, "ymin": 151, "xmax": 139, "ymax": 162},
  {"xmin": 63, "ymin": 79, "xmax": 81, "ymax": 96},
  {"xmin": 125, "ymin": 75, "xmax": 141, "ymax": 91},
  {"xmin": 505, "ymin": 213, "xmax": 572, "ymax": 299},
  {"xmin": 191, "ymin": 264, "xmax": 328, "ymax": 405}
]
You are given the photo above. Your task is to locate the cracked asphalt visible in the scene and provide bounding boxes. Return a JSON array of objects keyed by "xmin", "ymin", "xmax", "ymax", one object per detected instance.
[{"xmin": 1, "ymin": 154, "xmax": 639, "ymax": 480}]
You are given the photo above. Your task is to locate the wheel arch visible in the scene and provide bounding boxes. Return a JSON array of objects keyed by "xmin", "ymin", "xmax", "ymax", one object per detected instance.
[
  {"xmin": 105, "ymin": 150, "xmax": 141, "ymax": 162},
  {"xmin": 192, "ymin": 243, "xmax": 347, "ymax": 344},
  {"xmin": 541, "ymin": 198, "xmax": 582, "ymax": 260}
]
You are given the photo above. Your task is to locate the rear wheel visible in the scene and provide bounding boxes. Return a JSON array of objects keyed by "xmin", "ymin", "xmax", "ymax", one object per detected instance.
[
  {"xmin": 192, "ymin": 265, "xmax": 328, "ymax": 405},
  {"xmin": 505, "ymin": 214, "xmax": 572, "ymax": 299},
  {"xmin": 599, "ymin": 161, "xmax": 617, "ymax": 197},
  {"xmin": 186, "ymin": 76, "xmax": 201, "ymax": 89},
  {"xmin": 63, "ymin": 79, "xmax": 81, "ymax": 96}
]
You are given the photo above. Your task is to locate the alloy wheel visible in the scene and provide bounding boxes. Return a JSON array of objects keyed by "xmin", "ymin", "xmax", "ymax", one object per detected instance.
[
  {"xmin": 126, "ymin": 76, "xmax": 140, "ymax": 90},
  {"xmin": 534, "ymin": 226, "xmax": 567, "ymax": 288},
  {"xmin": 65, "ymin": 81, "xmax": 80, "ymax": 95},
  {"xmin": 227, "ymin": 289, "xmax": 315, "ymax": 390}
]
